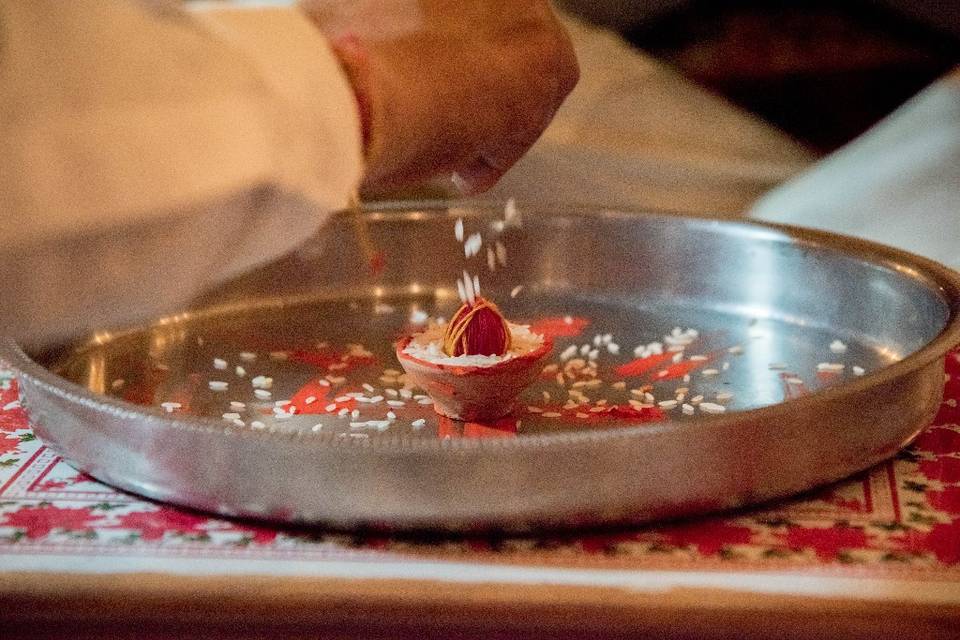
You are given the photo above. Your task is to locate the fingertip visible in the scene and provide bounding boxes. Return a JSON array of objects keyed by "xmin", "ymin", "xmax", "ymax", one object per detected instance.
[
  {"xmin": 450, "ymin": 172, "xmax": 471, "ymax": 196},
  {"xmin": 451, "ymin": 162, "xmax": 503, "ymax": 195}
]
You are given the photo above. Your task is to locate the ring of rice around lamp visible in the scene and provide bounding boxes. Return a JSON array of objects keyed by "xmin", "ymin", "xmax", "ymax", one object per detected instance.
[{"xmin": 396, "ymin": 299, "xmax": 553, "ymax": 421}]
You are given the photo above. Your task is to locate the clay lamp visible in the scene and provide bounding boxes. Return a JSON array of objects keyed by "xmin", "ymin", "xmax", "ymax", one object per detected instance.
[{"xmin": 396, "ymin": 297, "xmax": 553, "ymax": 421}]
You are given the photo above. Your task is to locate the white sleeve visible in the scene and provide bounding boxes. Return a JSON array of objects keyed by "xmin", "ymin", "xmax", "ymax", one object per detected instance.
[{"xmin": 0, "ymin": 1, "xmax": 363, "ymax": 343}]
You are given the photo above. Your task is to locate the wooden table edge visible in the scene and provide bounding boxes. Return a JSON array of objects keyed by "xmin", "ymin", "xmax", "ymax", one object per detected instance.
[{"xmin": 2, "ymin": 571, "xmax": 960, "ymax": 638}]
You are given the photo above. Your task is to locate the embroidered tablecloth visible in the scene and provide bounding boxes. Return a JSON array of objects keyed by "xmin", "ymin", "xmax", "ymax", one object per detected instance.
[{"xmin": 2, "ymin": 352, "xmax": 960, "ymax": 634}]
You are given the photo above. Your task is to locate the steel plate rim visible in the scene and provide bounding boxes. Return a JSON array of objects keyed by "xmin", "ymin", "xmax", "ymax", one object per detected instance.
[{"xmin": 3, "ymin": 201, "xmax": 960, "ymax": 453}]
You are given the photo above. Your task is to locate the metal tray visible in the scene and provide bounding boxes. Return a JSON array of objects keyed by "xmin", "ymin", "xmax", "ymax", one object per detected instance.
[{"xmin": 4, "ymin": 202, "xmax": 960, "ymax": 532}]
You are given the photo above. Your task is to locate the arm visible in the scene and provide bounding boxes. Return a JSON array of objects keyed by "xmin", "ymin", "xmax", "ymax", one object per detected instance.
[
  {"xmin": 0, "ymin": 0, "xmax": 577, "ymax": 345},
  {"xmin": 0, "ymin": 0, "xmax": 363, "ymax": 344},
  {"xmin": 301, "ymin": 0, "xmax": 579, "ymax": 195},
  {"xmin": 0, "ymin": 0, "xmax": 363, "ymax": 260}
]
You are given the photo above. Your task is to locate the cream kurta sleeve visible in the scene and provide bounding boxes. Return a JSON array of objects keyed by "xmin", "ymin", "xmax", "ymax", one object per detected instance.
[{"xmin": 0, "ymin": 0, "xmax": 363, "ymax": 343}]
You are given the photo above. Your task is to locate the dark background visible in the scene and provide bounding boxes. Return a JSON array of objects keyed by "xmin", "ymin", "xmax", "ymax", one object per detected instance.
[{"xmin": 564, "ymin": 0, "xmax": 960, "ymax": 152}]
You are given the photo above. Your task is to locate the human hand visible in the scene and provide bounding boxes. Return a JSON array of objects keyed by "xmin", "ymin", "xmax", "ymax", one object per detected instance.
[{"xmin": 300, "ymin": 0, "xmax": 578, "ymax": 196}]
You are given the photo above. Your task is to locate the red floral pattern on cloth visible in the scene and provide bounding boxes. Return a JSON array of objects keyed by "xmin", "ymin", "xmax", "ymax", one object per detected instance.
[
  {"xmin": 0, "ymin": 434, "xmax": 21, "ymax": 457},
  {"xmin": 1, "ymin": 355, "xmax": 960, "ymax": 574},
  {"xmin": 0, "ymin": 504, "xmax": 104, "ymax": 540}
]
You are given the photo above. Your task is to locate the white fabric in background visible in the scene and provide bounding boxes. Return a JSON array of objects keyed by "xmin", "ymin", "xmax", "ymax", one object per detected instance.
[{"xmin": 750, "ymin": 71, "xmax": 960, "ymax": 270}]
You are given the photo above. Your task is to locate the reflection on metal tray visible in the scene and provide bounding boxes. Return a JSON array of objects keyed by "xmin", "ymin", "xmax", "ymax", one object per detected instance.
[{"xmin": 4, "ymin": 202, "xmax": 960, "ymax": 532}]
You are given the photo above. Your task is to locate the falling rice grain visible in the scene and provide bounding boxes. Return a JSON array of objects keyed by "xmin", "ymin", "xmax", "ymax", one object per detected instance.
[
  {"xmin": 495, "ymin": 241, "xmax": 507, "ymax": 266},
  {"xmin": 817, "ymin": 362, "xmax": 845, "ymax": 373},
  {"xmin": 251, "ymin": 375, "xmax": 273, "ymax": 389}
]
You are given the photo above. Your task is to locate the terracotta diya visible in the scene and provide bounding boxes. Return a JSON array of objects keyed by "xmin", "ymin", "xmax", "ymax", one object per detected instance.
[{"xmin": 396, "ymin": 297, "xmax": 553, "ymax": 421}]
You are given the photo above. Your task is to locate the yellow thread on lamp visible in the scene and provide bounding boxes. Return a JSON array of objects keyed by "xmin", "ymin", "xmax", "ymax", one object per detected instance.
[{"xmin": 442, "ymin": 297, "xmax": 512, "ymax": 357}]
